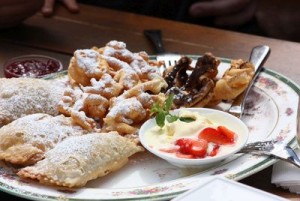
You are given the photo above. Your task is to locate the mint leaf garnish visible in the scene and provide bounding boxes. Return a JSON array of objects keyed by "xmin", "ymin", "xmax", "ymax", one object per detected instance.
[
  {"xmin": 151, "ymin": 94, "xmax": 195, "ymax": 127},
  {"xmin": 179, "ymin": 117, "xmax": 195, "ymax": 123}
]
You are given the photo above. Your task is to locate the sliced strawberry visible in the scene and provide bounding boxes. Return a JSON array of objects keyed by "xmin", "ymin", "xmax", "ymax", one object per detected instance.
[
  {"xmin": 209, "ymin": 144, "xmax": 220, "ymax": 157},
  {"xmin": 175, "ymin": 138, "xmax": 208, "ymax": 158},
  {"xmin": 175, "ymin": 138, "xmax": 191, "ymax": 146},
  {"xmin": 189, "ymin": 139, "xmax": 208, "ymax": 158},
  {"xmin": 159, "ymin": 147, "xmax": 178, "ymax": 153},
  {"xmin": 175, "ymin": 138, "xmax": 193, "ymax": 154},
  {"xmin": 217, "ymin": 126, "xmax": 236, "ymax": 143},
  {"xmin": 199, "ymin": 127, "xmax": 232, "ymax": 145},
  {"xmin": 175, "ymin": 152, "xmax": 195, "ymax": 159}
]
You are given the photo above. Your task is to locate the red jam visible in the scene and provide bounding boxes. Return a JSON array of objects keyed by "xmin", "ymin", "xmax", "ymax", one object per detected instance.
[{"xmin": 4, "ymin": 57, "xmax": 63, "ymax": 78}]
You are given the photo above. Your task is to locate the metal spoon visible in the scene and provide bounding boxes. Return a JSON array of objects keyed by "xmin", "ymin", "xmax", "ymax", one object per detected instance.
[{"xmin": 228, "ymin": 45, "xmax": 271, "ymax": 118}]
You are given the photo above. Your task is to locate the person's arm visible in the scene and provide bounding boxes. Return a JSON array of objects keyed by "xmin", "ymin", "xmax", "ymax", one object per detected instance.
[
  {"xmin": 189, "ymin": 0, "xmax": 257, "ymax": 27},
  {"xmin": 42, "ymin": 0, "xmax": 79, "ymax": 17}
]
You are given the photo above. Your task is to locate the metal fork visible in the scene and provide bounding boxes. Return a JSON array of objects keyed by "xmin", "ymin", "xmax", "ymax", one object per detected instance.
[
  {"xmin": 238, "ymin": 140, "xmax": 300, "ymax": 168},
  {"xmin": 156, "ymin": 54, "xmax": 181, "ymax": 74}
]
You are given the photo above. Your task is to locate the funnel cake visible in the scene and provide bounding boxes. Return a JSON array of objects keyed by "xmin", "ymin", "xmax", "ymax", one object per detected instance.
[
  {"xmin": 60, "ymin": 40, "xmax": 167, "ymax": 135},
  {"xmin": 68, "ymin": 49, "xmax": 108, "ymax": 86},
  {"xmin": 18, "ymin": 132, "xmax": 143, "ymax": 188},
  {"xmin": 0, "ymin": 113, "xmax": 88, "ymax": 166},
  {"xmin": 57, "ymin": 87, "xmax": 102, "ymax": 131},
  {"xmin": 103, "ymin": 77, "xmax": 167, "ymax": 134}
]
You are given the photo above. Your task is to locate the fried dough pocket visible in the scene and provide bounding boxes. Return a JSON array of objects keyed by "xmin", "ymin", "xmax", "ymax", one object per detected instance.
[
  {"xmin": 18, "ymin": 132, "xmax": 143, "ymax": 188},
  {"xmin": 0, "ymin": 113, "xmax": 88, "ymax": 166},
  {"xmin": 0, "ymin": 78, "xmax": 66, "ymax": 126}
]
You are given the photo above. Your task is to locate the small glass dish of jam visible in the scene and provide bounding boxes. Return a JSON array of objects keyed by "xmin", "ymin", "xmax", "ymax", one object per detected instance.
[{"xmin": 3, "ymin": 55, "xmax": 63, "ymax": 78}]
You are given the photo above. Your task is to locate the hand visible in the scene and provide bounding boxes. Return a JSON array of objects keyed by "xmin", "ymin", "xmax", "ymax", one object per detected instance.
[
  {"xmin": 0, "ymin": 0, "xmax": 43, "ymax": 29},
  {"xmin": 42, "ymin": 0, "xmax": 79, "ymax": 17},
  {"xmin": 189, "ymin": 0, "xmax": 257, "ymax": 27}
]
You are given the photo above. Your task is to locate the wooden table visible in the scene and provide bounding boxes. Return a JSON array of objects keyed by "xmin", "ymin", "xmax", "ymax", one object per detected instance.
[{"xmin": 0, "ymin": 3, "xmax": 299, "ymax": 201}]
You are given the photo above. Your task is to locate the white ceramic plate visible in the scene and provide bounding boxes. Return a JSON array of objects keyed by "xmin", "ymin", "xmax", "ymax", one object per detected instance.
[{"xmin": 0, "ymin": 56, "xmax": 299, "ymax": 201}]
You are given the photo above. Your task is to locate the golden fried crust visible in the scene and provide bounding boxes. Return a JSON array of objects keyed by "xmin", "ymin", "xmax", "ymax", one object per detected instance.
[
  {"xmin": 68, "ymin": 50, "xmax": 108, "ymax": 86},
  {"xmin": 17, "ymin": 133, "xmax": 143, "ymax": 188},
  {"xmin": 102, "ymin": 77, "xmax": 167, "ymax": 135},
  {"xmin": 211, "ymin": 59, "xmax": 255, "ymax": 103},
  {"xmin": 0, "ymin": 114, "xmax": 88, "ymax": 166},
  {"xmin": 68, "ymin": 57, "xmax": 91, "ymax": 86},
  {"xmin": 83, "ymin": 74, "xmax": 123, "ymax": 99}
]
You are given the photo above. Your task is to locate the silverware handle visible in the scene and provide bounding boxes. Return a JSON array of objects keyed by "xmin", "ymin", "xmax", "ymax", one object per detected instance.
[
  {"xmin": 284, "ymin": 146, "xmax": 300, "ymax": 165},
  {"xmin": 228, "ymin": 45, "xmax": 270, "ymax": 117},
  {"xmin": 270, "ymin": 146, "xmax": 300, "ymax": 168},
  {"xmin": 247, "ymin": 151, "xmax": 300, "ymax": 168},
  {"xmin": 144, "ymin": 29, "xmax": 165, "ymax": 54},
  {"xmin": 249, "ymin": 45, "xmax": 271, "ymax": 72}
]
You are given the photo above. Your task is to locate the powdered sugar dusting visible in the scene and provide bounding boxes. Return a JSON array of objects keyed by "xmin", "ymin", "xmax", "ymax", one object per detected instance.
[
  {"xmin": 107, "ymin": 97, "xmax": 146, "ymax": 124},
  {"xmin": 0, "ymin": 113, "xmax": 86, "ymax": 149},
  {"xmin": 102, "ymin": 55, "xmax": 133, "ymax": 72},
  {"xmin": 83, "ymin": 75, "xmax": 117, "ymax": 95},
  {"xmin": 106, "ymin": 40, "xmax": 126, "ymax": 49},
  {"xmin": 17, "ymin": 132, "xmax": 143, "ymax": 187},
  {"xmin": 61, "ymin": 40, "xmax": 167, "ymax": 134},
  {"xmin": 0, "ymin": 78, "xmax": 66, "ymax": 126},
  {"xmin": 74, "ymin": 49, "xmax": 102, "ymax": 75},
  {"xmin": 46, "ymin": 133, "xmax": 130, "ymax": 161},
  {"xmin": 130, "ymin": 53, "xmax": 159, "ymax": 78},
  {"xmin": 138, "ymin": 92, "xmax": 153, "ymax": 103}
]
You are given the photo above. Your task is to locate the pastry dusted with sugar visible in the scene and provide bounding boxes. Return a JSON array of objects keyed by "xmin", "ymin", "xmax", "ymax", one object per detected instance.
[
  {"xmin": 0, "ymin": 113, "xmax": 88, "ymax": 166},
  {"xmin": 103, "ymin": 77, "xmax": 167, "ymax": 135},
  {"xmin": 0, "ymin": 78, "xmax": 66, "ymax": 126},
  {"xmin": 68, "ymin": 49, "xmax": 109, "ymax": 86},
  {"xmin": 18, "ymin": 132, "xmax": 143, "ymax": 188},
  {"xmin": 60, "ymin": 40, "xmax": 167, "ymax": 135}
]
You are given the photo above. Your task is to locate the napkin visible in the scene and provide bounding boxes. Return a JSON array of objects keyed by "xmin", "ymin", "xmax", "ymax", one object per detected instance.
[
  {"xmin": 172, "ymin": 177, "xmax": 288, "ymax": 201},
  {"xmin": 272, "ymin": 149, "xmax": 300, "ymax": 194}
]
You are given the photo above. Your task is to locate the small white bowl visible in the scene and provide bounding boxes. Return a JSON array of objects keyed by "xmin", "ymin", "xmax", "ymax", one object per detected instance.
[{"xmin": 139, "ymin": 108, "xmax": 249, "ymax": 168}]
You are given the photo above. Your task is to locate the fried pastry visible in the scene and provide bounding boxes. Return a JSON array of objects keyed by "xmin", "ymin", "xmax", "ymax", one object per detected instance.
[
  {"xmin": 57, "ymin": 86, "xmax": 103, "ymax": 131},
  {"xmin": 209, "ymin": 59, "xmax": 255, "ymax": 105},
  {"xmin": 68, "ymin": 49, "xmax": 108, "ymax": 86},
  {"xmin": 18, "ymin": 132, "xmax": 143, "ymax": 188},
  {"xmin": 0, "ymin": 78, "xmax": 66, "ymax": 126},
  {"xmin": 0, "ymin": 113, "xmax": 88, "ymax": 165},
  {"xmin": 103, "ymin": 77, "xmax": 167, "ymax": 135},
  {"xmin": 99, "ymin": 40, "xmax": 160, "ymax": 81},
  {"xmin": 164, "ymin": 53, "xmax": 220, "ymax": 108},
  {"xmin": 83, "ymin": 74, "xmax": 123, "ymax": 99},
  {"xmin": 61, "ymin": 40, "xmax": 167, "ymax": 135}
]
